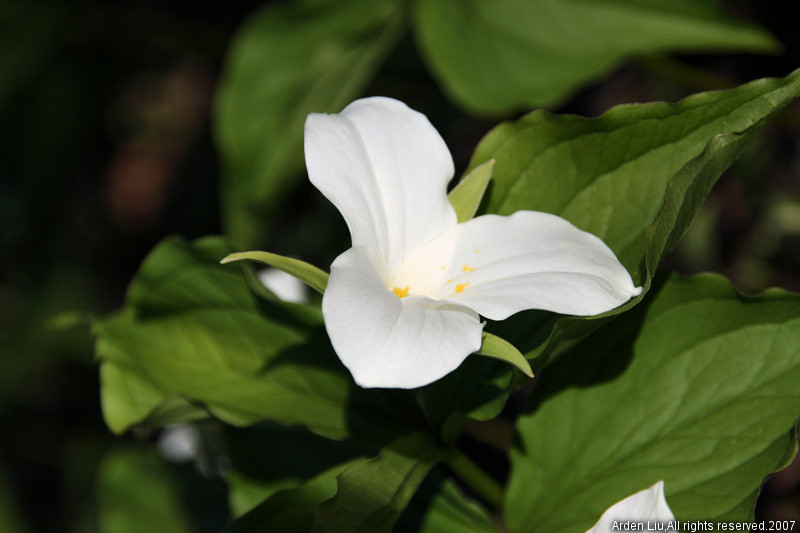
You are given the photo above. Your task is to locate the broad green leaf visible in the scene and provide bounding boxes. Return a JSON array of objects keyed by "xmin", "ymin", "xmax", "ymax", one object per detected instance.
[
  {"xmin": 215, "ymin": 0, "xmax": 405, "ymax": 248},
  {"xmin": 476, "ymin": 331, "xmax": 533, "ymax": 378},
  {"xmin": 227, "ymin": 459, "xmax": 361, "ymax": 533},
  {"xmin": 505, "ymin": 273, "xmax": 800, "ymax": 532},
  {"xmin": 225, "ymin": 423, "xmax": 367, "ymax": 517},
  {"xmin": 99, "ymin": 360, "xmax": 209, "ymax": 434},
  {"xmin": 310, "ymin": 433, "xmax": 446, "ymax": 533},
  {"xmin": 95, "ymin": 448, "xmax": 193, "ymax": 533},
  {"xmin": 221, "ymin": 250, "xmax": 329, "ymax": 294},
  {"xmin": 412, "ymin": 0, "xmax": 778, "ymax": 113},
  {"xmin": 448, "ymin": 159, "xmax": 494, "ymax": 223},
  {"xmin": 93, "ymin": 236, "xmax": 415, "ymax": 446},
  {"xmin": 476, "ymin": 69, "xmax": 800, "ymax": 366},
  {"xmin": 397, "ymin": 473, "xmax": 501, "ymax": 533}
]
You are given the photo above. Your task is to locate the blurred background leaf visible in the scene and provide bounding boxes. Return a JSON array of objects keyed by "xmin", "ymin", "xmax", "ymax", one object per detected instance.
[
  {"xmin": 412, "ymin": 0, "xmax": 779, "ymax": 114},
  {"xmin": 214, "ymin": 0, "xmax": 405, "ymax": 249},
  {"xmin": 95, "ymin": 446, "xmax": 228, "ymax": 533}
]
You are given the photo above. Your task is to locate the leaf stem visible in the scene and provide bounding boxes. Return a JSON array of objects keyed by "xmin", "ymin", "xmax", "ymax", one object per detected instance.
[{"xmin": 444, "ymin": 448, "xmax": 504, "ymax": 509}]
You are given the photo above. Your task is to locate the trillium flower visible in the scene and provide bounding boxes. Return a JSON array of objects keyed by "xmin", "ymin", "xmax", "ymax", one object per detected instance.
[
  {"xmin": 586, "ymin": 481, "xmax": 675, "ymax": 533},
  {"xmin": 305, "ymin": 97, "xmax": 640, "ymax": 389}
]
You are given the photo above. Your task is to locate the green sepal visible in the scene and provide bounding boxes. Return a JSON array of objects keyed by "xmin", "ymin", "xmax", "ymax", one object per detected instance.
[
  {"xmin": 476, "ymin": 331, "xmax": 533, "ymax": 378},
  {"xmin": 222, "ymin": 251, "xmax": 329, "ymax": 294},
  {"xmin": 448, "ymin": 159, "xmax": 494, "ymax": 222}
]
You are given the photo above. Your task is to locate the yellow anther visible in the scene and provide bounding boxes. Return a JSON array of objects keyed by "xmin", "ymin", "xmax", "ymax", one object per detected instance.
[
  {"xmin": 393, "ymin": 286, "xmax": 410, "ymax": 298},
  {"xmin": 462, "ymin": 265, "xmax": 475, "ymax": 272},
  {"xmin": 455, "ymin": 282, "xmax": 469, "ymax": 294}
]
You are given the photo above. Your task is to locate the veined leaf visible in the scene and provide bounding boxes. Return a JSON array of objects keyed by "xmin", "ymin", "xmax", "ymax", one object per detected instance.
[
  {"xmin": 476, "ymin": 69, "xmax": 800, "ymax": 367},
  {"xmin": 505, "ymin": 273, "xmax": 800, "ymax": 532}
]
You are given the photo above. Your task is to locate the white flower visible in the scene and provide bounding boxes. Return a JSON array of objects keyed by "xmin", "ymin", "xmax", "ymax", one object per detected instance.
[
  {"xmin": 586, "ymin": 481, "xmax": 675, "ymax": 533},
  {"xmin": 258, "ymin": 267, "xmax": 308, "ymax": 304},
  {"xmin": 305, "ymin": 97, "xmax": 641, "ymax": 389}
]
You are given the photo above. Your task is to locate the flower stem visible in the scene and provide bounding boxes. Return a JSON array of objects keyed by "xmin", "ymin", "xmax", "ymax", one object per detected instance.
[{"xmin": 444, "ymin": 448, "xmax": 504, "ymax": 509}]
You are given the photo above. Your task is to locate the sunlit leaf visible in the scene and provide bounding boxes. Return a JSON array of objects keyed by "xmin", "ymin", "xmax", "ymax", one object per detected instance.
[
  {"xmin": 476, "ymin": 69, "xmax": 800, "ymax": 366},
  {"xmin": 505, "ymin": 273, "xmax": 800, "ymax": 532},
  {"xmin": 413, "ymin": 0, "xmax": 778, "ymax": 113}
]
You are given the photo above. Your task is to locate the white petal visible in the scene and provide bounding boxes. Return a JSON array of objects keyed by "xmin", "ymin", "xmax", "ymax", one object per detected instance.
[
  {"xmin": 258, "ymin": 268, "xmax": 308, "ymax": 304},
  {"xmin": 304, "ymin": 97, "xmax": 457, "ymax": 272},
  {"xmin": 322, "ymin": 246, "xmax": 483, "ymax": 389},
  {"xmin": 586, "ymin": 481, "xmax": 675, "ymax": 533},
  {"xmin": 157, "ymin": 424, "xmax": 201, "ymax": 463},
  {"xmin": 395, "ymin": 211, "xmax": 641, "ymax": 319}
]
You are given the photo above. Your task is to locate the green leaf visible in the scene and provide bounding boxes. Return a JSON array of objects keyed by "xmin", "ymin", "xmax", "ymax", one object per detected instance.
[
  {"xmin": 476, "ymin": 69, "xmax": 800, "ymax": 366},
  {"xmin": 504, "ymin": 273, "xmax": 800, "ymax": 532},
  {"xmin": 397, "ymin": 474, "xmax": 501, "ymax": 533},
  {"xmin": 99, "ymin": 361, "xmax": 208, "ymax": 435},
  {"xmin": 310, "ymin": 433, "xmax": 446, "ymax": 533},
  {"xmin": 448, "ymin": 159, "xmax": 494, "ymax": 223},
  {"xmin": 476, "ymin": 331, "xmax": 532, "ymax": 378},
  {"xmin": 215, "ymin": 0, "xmax": 405, "ymax": 248},
  {"xmin": 227, "ymin": 459, "xmax": 361, "ymax": 533},
  {"xmin": 95, "ymin": 448, "xmax": 193, "ymax": 533},
  {"xmin": 412, "ymin": 0, "xmax": 778, "ymax": 113},
  {"xmin": 225, "ymin": 423, "xmax": 367, "ymax": 518},
  {"xmin": 222, "ymin": 250, "xmax": 329, "ymax": 294},
  {"xmin": 93, "ymin": 236, "xmax": 414, "ymax": 446},
  {"xmin": 422, "ymin": 357, "xmax": 516, "ymax": 445}
]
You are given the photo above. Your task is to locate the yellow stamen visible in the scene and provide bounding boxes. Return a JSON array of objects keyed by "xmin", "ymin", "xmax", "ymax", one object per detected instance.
[
  {"xmin": 393, "ymin": 286, "xmax": 410, "ymax": 298},
  {"xmin": 462, "ymin": 265, "xmax": 475, "ymax": 272},
  {"xmin": 455, "ymin": 282, "xmax": 469, "ymax": 294}
]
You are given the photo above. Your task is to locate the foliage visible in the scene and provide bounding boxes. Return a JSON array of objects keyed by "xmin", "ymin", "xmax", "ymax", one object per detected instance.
[{"xmin": 3, "ymin": 0, "xmax": 800, "ymax": 532}]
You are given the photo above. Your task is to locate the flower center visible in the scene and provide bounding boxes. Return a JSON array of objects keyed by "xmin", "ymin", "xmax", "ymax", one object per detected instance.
[{"xmin": 393, "ymin": 286, "xmax": 410, "ymax": 298}]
